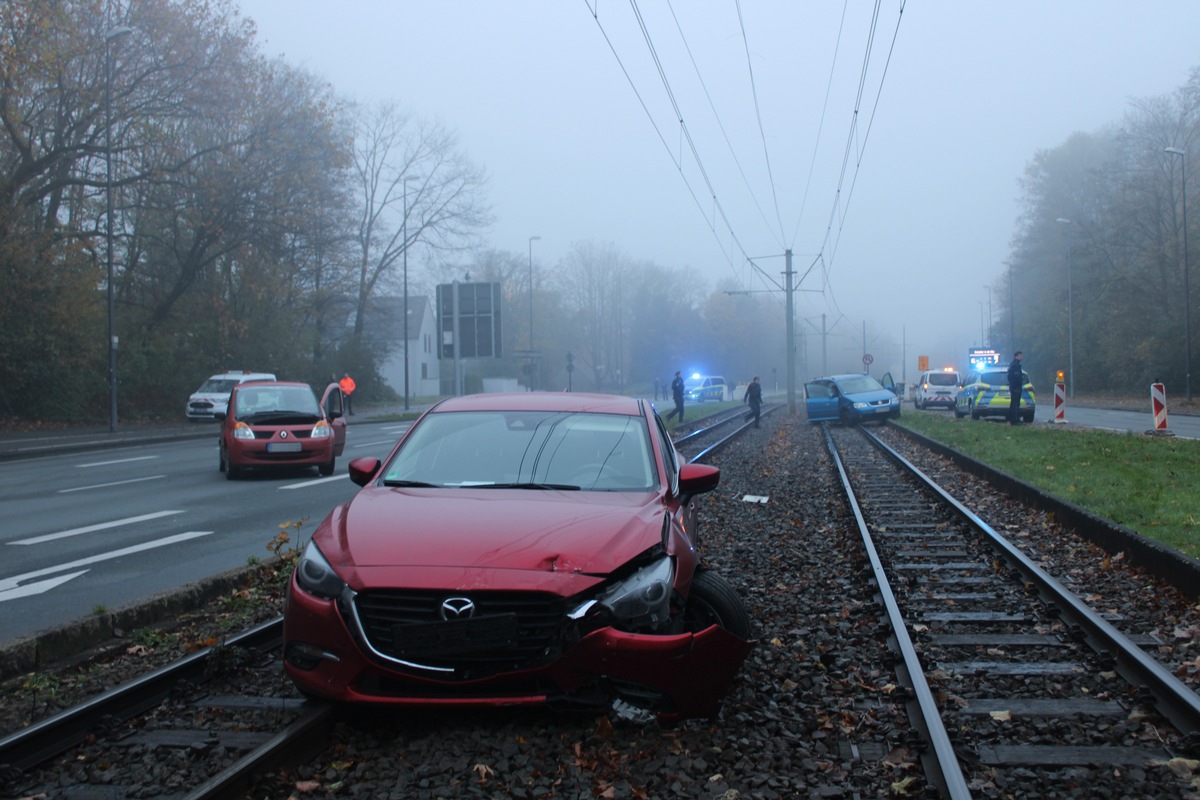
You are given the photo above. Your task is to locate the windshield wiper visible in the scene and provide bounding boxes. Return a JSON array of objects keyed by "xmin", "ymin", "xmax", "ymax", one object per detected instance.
[
  {"xmin": 382, "ymin": 479, "xmax": 439, "ymax": 488},
  {"xmin": 475, "ymin": 482, "xmax": 581, "ymax": 491}
]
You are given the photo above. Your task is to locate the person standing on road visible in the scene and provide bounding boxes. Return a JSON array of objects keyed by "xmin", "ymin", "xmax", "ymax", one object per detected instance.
[
  {"xmin": 1006, "ymin": 351, "xmax": 1025, "ymax": 425},
  {"xmin": 743, "ymin": 375, "xmax": 763, "ymax": 428},
  {"xmin": 339, "ymin": 372, "xmax": 357, "ymax": 416},
  {"xmin": 664, "ymin": 370, "xmax": 686, "ymax": 423}
]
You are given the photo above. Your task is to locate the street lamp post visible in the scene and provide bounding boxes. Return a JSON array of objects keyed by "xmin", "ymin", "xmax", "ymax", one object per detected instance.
[
  {"xmin": 402, "ymin": 174, "xmax": 420, "ymax": 411},
  {"xmin": 1166, "ymin": 146, "xmax": 1192, "ymax": 402},
  {"xmin": 528, "ymin": 235, "xmax": 541, "ymax": 391},
  {"xmin": 1056, "ymin": 218, "xmax": 1075, "ymax": 398},
  {"xmin": 104, "ymin": 25, "xmax": 133, "ymax": 433}
]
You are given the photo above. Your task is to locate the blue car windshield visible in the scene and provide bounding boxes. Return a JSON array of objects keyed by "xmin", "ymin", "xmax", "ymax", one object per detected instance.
[
  {"xmin": 836, "ymin": 376, "xmax": 884, "ymax": 395},
  {"xmin": 383, "ymin": 410, "xmax": 657, "ymax": 491}
]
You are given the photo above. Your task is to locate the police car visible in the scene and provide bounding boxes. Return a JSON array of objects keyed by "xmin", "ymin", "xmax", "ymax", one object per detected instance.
[{"xmin": 954, "ymin": 367, "xmax": 1035, "ymax": 422}]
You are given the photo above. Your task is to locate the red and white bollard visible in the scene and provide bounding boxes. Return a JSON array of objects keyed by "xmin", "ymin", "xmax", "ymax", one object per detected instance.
[
  {"xmin": 1052, "ymin": 382, "xmax": 1068, "ymax": 423},
  {"xmin": 1148, "ymin": 382, "xmax": 1173, "ymax": 436}
]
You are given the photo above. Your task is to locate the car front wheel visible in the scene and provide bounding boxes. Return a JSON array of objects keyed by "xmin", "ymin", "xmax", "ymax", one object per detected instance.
[
  {"xmin": 319, "ymin": 457, "xmax": 335, "ymax": 476},
  {"xmin": 681, "ymin": 569, "xmax": 751, "ymax": 639}
]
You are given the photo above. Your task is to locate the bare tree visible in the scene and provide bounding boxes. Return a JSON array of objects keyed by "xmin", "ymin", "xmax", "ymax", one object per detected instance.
[{"xmin": 349, "ymin": 102, "xmax": 491, "ymax": 339}]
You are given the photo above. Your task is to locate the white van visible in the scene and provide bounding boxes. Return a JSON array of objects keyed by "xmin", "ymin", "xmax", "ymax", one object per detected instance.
[
  {"xmin": 186, "ymin": 371, "xmax": 276, "ymax": 420},
  {"xmin": 913, "ymin": 368, "xmax": 961, "ymax": 410}
]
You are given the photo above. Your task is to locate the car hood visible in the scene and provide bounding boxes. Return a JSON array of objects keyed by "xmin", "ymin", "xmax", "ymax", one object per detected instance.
[{"xmin": 319, "ymin": 487, "xmax": 665, "ymax": 581}]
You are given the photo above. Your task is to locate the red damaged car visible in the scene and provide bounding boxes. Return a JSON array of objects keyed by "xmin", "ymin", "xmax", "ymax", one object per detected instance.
[{"xmin": 283, "ymin": 392, "xmax": 753, "ymax": 722}]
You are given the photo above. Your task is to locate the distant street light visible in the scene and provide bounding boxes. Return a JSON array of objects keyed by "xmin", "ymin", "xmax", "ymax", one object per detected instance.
[
  {"xmin": 528, "ymin": 235, "xmax": 541, "ymax": 391},
  {"xmin": 1056, "ymin": 218, "xmax": 1075, "ymax": 398},
  {"xmin": 104, "ymin": 25, "xmax": 133, "ymax": 433},
  {"xmin": 1166, "ymin": 146, "xmax": 1192, "ymax": 402},
  {"xmin": 402, "ymin": 174, "xmax": 421, "ymax": 411}
]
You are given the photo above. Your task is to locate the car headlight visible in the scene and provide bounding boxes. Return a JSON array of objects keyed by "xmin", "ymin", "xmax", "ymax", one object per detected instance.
[
  {"xmin": 852, "ymin": 401, "xmax": 869, "ymax": 410},
  {"xmin": 232, "ymin": 422, "xmax": 254, "ymax": 440},
  {"xmin": 294, "ymin": 540, "xmax": 346, "ymax": 599},
  {"xmin": 311, "ymin": 420, "xmax": 331, "ymax": 439},
  {"xmin": 591, "ymin": 556, "xmax": 674, "ymax": 627}
]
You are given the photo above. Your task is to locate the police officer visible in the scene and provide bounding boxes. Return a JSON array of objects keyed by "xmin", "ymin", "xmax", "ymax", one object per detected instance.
[{"xmin": 1006, "ymin": 351, "xmax": 1024, "ymax": 425}]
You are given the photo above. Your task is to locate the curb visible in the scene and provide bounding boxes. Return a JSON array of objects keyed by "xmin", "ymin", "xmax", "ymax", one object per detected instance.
[{"xmin": 0, "ymin": 561, "xmax": 272, "ymax": 682}]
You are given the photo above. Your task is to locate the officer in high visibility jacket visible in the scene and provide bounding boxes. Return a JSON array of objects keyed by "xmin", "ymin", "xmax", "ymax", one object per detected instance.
[{"xmin": 339, "ymin": 373, "xmax": 356, "ymax": 415}]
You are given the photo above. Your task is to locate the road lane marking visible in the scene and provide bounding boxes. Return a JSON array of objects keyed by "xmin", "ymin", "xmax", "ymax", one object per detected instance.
[
  {"xmin": 0, "ymin": 531, "xmax": 214, "ymax": 595},
  {"xmin": 0, "ymin": 572, "xmax": 88, "ymax": 601},
  {"xmin": 278, "ymin": 475, "xmax": 349, "ymax": 490},
  {"xmin": 76, "ymin": 455, "xmax": 160, "ymax": 468},
  {"xmin": 58, "ymin": 475, "xmax": 166, "ymax": 494},
  {"xmin": 10, "ymin": 510, "xmax": 187, "ymax": 546}
]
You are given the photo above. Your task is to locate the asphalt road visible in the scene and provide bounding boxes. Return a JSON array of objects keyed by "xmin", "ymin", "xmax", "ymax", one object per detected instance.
[{"xmin": 0, "ymin": 418, "xmax": 411, "ymax": 643}]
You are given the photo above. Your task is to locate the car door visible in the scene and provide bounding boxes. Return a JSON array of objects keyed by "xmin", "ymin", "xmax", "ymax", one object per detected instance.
[
  {"xmin": 804, "ymin": 380, "xmax": 839, "ymax": 422},
  {"xmin": 321, "ymin": 383, "xmax": 347, "ymax": 456}
]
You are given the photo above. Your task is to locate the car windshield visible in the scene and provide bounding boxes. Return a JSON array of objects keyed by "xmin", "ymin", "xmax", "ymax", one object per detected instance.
[
  {"xmin": 234, "ymin": 385, "xmax": 320, "ymax": 420},
  {"xmin": 835, "ymin": 376, "xmax": 885, "ymax": 395},
  {"xmin": 198, "ymin": 378, "xmax": 239, "ymax": 393},
  {"xmin": 927, "ymin": 373, "xmax": 958, "ymax": 386},
  {"xmin": 382, "ymin": 410, "xmax": 657, "ymax": 491}
]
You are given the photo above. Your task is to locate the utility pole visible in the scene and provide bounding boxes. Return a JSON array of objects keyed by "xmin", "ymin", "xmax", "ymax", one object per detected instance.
[{"xmin": 785, "ymin": 249, "xmax": 796, "ymax": 414}]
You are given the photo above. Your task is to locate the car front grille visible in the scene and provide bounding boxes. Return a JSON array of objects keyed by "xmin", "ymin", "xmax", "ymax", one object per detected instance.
[
  {"xmin": 352, "ymin": 589, "xmax": 570, "ymax": 679},
  {"xmin": 252, "ymin": 428, "xmax": 313, "ymax": 439}
]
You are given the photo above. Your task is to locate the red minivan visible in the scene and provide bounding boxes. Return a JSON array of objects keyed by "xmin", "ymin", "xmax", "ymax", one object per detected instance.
[{"xmin": 217, "ymin": 381, "xmax": 346, "ymax": 479}]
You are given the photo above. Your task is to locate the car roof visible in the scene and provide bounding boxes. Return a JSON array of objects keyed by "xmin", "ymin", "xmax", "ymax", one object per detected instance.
[
  {"xmin": 431, "ymin": 392, "xmax": 645, "ymax": 416},
  {"xmin": 813, "ymin": 374, "xmax": 872, "ymax": 382}
]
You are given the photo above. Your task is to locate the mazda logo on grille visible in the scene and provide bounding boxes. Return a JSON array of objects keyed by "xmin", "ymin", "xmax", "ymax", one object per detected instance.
[{"xmin": 441, "ymin": 597, "xmax": 475, "ymax": 620}]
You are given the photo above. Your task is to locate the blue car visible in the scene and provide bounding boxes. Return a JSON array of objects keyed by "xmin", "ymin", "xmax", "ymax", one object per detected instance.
[{"xmin": 805, "ymin": 373, "xmax": 901, "ymax": 425}]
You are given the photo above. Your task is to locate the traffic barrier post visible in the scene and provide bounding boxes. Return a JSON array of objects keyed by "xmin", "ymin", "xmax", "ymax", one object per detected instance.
[
  {"xmin": 1052, "ymin": 382, "xmax": 1067, "ymax": 424},
  {"xmin": 1146, "ymin": 382, "xmax": 1174, "ymax": 436}
]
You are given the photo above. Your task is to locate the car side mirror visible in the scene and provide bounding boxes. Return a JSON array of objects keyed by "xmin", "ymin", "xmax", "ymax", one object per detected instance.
[
  {"xmin": 678, "ymin": 462, "xmax": 720, "ymax": 504},
  {"xmin": 348, "ymin": 457, "xmax": 382, "ymax": 486}
]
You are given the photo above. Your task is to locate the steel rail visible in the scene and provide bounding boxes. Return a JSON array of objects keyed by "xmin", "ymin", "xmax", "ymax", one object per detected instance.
[
  {"xmin": 860, "ymin": 426, "xmax": 1200, "ymax": 736},
  {"xmin": 182, "ymin": 701, "xmax": 338, "ymax": 800},
  {"xmin": 0, "ymin": 617, "xmax": 283, "ymax": 771},
  {"xmin": 823, "ymin": 425, "xmax": 974, "ymax": 800}
]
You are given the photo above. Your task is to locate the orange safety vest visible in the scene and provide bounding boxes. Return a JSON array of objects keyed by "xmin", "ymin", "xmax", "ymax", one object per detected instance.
[{"xmin": 339, "ymin": 376, "xmax": 356, "ymax": 395}]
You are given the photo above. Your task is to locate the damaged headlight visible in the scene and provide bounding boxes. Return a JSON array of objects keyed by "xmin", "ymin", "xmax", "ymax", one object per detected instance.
[{"xmin": 577, "ymin": 556, "xmax": 675, "ymax": 629}]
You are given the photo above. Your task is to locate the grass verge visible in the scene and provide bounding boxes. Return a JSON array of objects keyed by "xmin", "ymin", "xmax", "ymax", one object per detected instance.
[{"xmin": 893, "ymin": 410, "xmax": 1200, "ymax": 560}]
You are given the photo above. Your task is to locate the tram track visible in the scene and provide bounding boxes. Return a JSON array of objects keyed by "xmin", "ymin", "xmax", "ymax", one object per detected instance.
[
  {"xmin": 824, "ymin": 423, "xmax": 1200, "ymax": 798},
  {"xmin": 6, "ymin": 412, "xmax": 1200, "ymax": 798}
]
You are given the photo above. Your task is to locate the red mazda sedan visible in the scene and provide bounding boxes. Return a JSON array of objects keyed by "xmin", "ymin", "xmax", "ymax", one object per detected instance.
[
  {"xmin": 283, "ymin": 392, "xmax": 753, "ymax": 722},
  {"xmin": 217, "ymin": 380, "xmax": 346, "ymax": 479}
]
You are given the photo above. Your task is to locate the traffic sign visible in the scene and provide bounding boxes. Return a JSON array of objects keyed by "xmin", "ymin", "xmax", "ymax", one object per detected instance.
[{"xmin": 862, "ymin": 353, "xmax": 873, "ymax": 366}]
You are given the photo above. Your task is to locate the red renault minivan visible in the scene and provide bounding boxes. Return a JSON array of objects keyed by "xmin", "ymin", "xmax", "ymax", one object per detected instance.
[{"xmin": 217, "ymin": 380, "xmax": 346, "ymax": 479}]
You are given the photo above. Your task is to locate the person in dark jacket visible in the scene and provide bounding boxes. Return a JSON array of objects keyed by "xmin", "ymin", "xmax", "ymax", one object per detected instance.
[
  {"xmin": 744, "ymin": 375, "xmax": 763, "ymax": 428},
  {"xmin": 1006, "ymin": 351, "xmax": 1025, "ymax": 425},
  {"xmin": 664, "ymin": 371, "xmax": 686, "ymax": 423}
]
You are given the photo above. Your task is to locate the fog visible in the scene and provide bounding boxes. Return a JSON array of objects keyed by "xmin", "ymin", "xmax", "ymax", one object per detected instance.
[{"xmin": 239, "ymin": 0, "xmax": 1200, "ymax": 382}]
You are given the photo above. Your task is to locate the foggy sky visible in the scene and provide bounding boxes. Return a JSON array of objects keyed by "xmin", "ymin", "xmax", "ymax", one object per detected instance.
[{"xmin": 237, "ymin": 1, "xmax": 1200, "ymax": 381}]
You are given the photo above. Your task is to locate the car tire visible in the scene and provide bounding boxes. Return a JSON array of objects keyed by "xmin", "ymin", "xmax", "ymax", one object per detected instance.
[
  {"xmin": 839, "ymin": 407, "xmax": 856, "ymax": 426},
  {"xmin": 969, "ymin": 402, "xmax": 981, "ymax": 420},
  {"xmin": 683, "ymin": 569, "xmax": 751, "ymax": 639},
  {"xmin": 954, "ymin": 402, "xmax": 966, "ymax": 418},
  {"xmin": 1023, "ymin": 411, "xmax": 1035, "ymax": 424},
  {"xmin": 319, "ymin": 457, "xmax": 335, "ymax": 477}
]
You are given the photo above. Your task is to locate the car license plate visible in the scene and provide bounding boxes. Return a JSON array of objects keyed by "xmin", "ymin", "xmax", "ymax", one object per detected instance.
[
  {"xmin": 267, "ymin": 442, "xmax": 302, "ymax": 453},
  {"xmin": 392, "ymin": 613, "xmax": 519, "ymax": 657}
]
